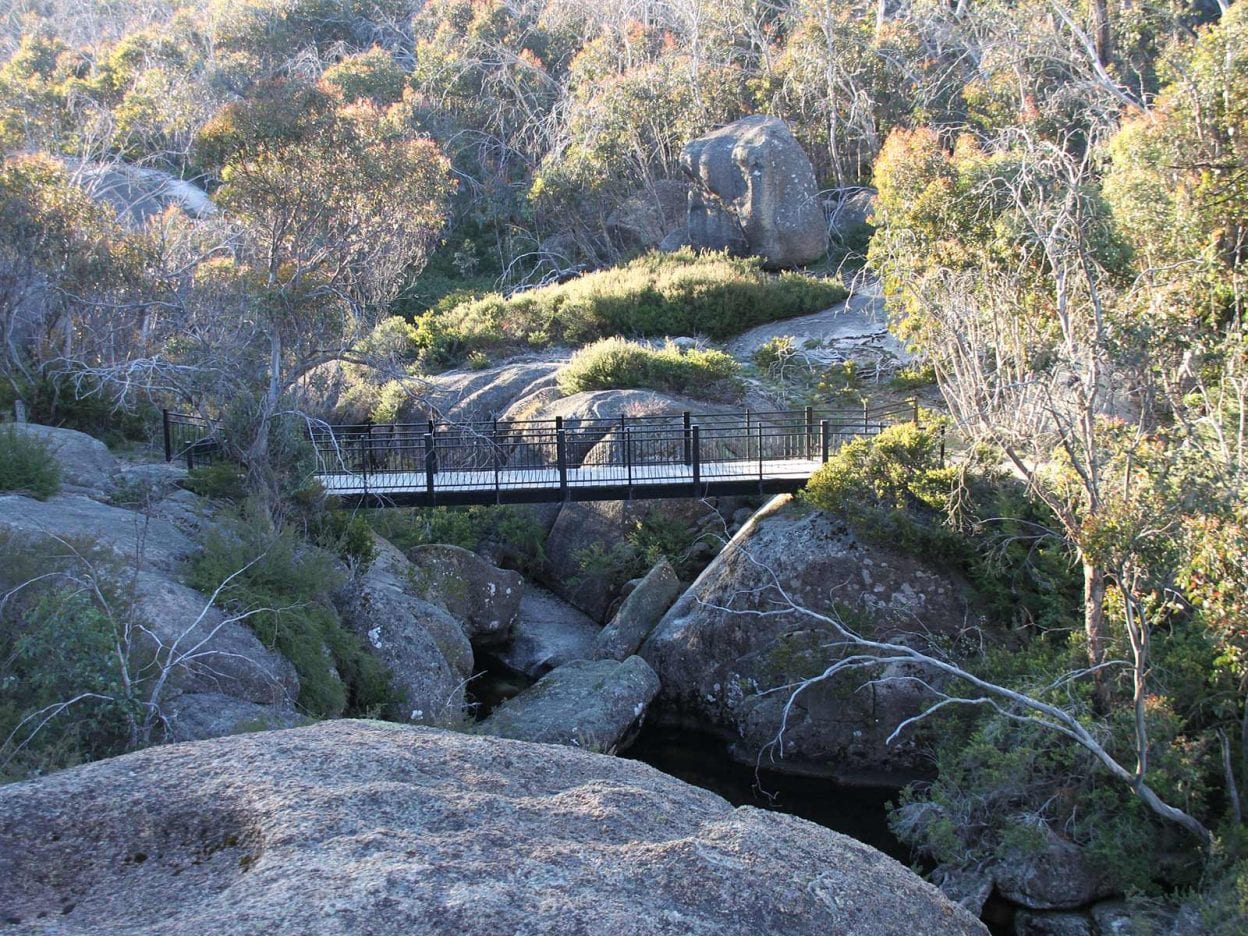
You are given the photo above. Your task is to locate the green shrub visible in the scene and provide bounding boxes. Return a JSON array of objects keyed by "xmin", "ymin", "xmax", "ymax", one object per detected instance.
[
  {"xmin": 890, "ymin": 636, "xmax": 1210, "ymax": 897},
  {"xmin": 753, "ymin": 335, "xmax": 797, "ymax": 372},
  {"xmin": 414, "ymin": 249, "xmax": 847, "ymax": 367},
  {"xmin": 0, "ymin": 535, "xmax": 139, "ymax": 780},
  {"xmin": 889, "ymin": 361, "xmax": 938, "ymax": 391},
  {"xmin": 0, "ymin": 376, "xmax": 156, "ymax": 448},
  {"xmin": 573, "ymin": 508, "xmax": 715, "ymax": 587},
  {"xmin": 805, "ymin": 421, "xmax": 953, "ymax": 519},
  {"xmin": 805, "ymin": 424, "xmax": 1079, "ymax": 631},
  {"xmin": 0, "ymin": 589, "xmax": 135, "ymax": 780},
  {"xmin": 0, "ymin": 425, "xmax": 60, "ymax": 499},
  {"xmin": 184, "ymin": 462, "xmax": 247, "ymax": 500},
  {"xmin": 557, "ymin": 337, "xmax": 740, "ymax": 399},
  {"xmin": 187, "ymin": 514, "xmax": 394, "ymax": 718},
  {"xmin": 312, "ymin": 505, "xmax": 378, "ymax": 566},
  {"xmin": 366, "ymin": 505, "xmax": 546, "ymax": 576}
]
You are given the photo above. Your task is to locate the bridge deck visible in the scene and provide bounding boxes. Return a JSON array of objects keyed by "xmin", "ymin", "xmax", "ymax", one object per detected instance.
[{"xmin": 318, "ymin": 457, "xmax": 825, "ymax": 507}]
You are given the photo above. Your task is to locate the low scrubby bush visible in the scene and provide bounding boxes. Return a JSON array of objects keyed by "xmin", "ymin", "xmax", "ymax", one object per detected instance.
[
  {"xmin": 0, "ymin": 376, "xmax": 156, "ymax": 448},
  {"xmin": 0, "ymin": 535, "xmax": 139, "ymax": 780},
  {"xmin": 187, "ymin": 513, "xmax": 394, "ymax": 718},
  {"xmin": 557, "ymin": 337, "xmax": 740, "ymax": 398},
  {"xmin": 0, "ymin": 425, "xmax": 60, "ymax": 499},
  {"xmin": 410, "ymin": 249, "xmax": 847, "ymax": 367}
]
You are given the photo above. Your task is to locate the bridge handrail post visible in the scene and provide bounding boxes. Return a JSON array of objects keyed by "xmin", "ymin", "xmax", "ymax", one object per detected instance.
[
  {"xmin": 863, "ymin": 400, "xmax": 870, "ymax": 434},
  {"xmin": 492, "ymin": 418, "xmax": 500, "ymax": 499},
  {"xmin": 683, "ymin": 411, "xmax": 692, "ymax": 466},
  {"xmin": 691, "ymin": 425, "xmax": 700, "ymax": 491},
  {"xmin": 625, "ymin": 427, "xmax": 633, "ymax": 493},
  {"xmin": 805, "ymin": 405, "xmax": 814, "ymax": 459},
  {"xmin": 424, "ymin": 432, "xmax": 436, "ymax": 499},
  {"xmin": 162, "ymin": 409, "xmax": 173, "ymax": 463},
  {"xmin": 821, "ymin": 420, "xmax": 830, "ymax": 463},
  {"xmin": 758, "ymin": 423, "xmax": 764, "ymax": 480},
  {"xmin": 361, "ymin": 427, "xmax": 370, "ymax": 495},
  {"xmin": 556, "ymin": 426, "xmax": 568, "ymax": 496}
]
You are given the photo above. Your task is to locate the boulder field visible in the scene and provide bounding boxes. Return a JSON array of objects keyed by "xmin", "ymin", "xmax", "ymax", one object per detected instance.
[{"xmin": 0, "ymin": 720, "xmax": 986, "ymax": 936}]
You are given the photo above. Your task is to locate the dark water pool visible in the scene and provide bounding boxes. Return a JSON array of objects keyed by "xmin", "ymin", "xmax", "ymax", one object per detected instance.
[{"xmin": 624, "ymin": 723, "xmax": 910, "ymax": 865}]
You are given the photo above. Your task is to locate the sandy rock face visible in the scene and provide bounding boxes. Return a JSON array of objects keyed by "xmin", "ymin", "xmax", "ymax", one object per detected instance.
[
  {"xmin": 640, "ymin": 495, "xmax": 981, "ymax": 783},
  {"xmin": 679, "ymin": 115, "xmax": 827, "ymax": 269},
  {"xmin": 0, "ymin": 720, "xmax": 986, "ymax": 936}
]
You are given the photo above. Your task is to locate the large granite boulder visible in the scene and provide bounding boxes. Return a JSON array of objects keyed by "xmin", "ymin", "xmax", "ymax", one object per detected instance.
[
  {"xmin": 405, "ymin": 543, "xmax": 523, "ymax": 644},
  {"xmin": 413, "ymin": 361, "xmax": 561, "ymax": 423},
  {"xmin": 993, "ymin": 830, "xmax": 1115, "ymax": 911},
  {"xmin": 679, "ymin": 115, "xmax": 826, "ymax": 269},
  {"xmin": 0, "ymin": 720, "xmax": 987, "ymax": 935},
  {"xmin": 0, "ymin": 493, "xmax": 195, "ymax": 573},
  {"xmin": 335, "ymin": 536, "xmax": 475, "ymax": 725},
  {"xmin": 478, "ymin": 656, "xmax": 661, "ymax": 751},
  {"xmin": 825, "ymin": 186, "xmax": 877, "ymax": 249},
  {"xmin": 307, "ymin": 359, "xmax": 561, "ymax": 425},
  {"xmin": 7, "ymin": 423, "xmax": 118, "ymax": 497},
  {"xmin": 72, "ymin": 157, "xmax": 217, "ymax": 227},
  {"xmin": 640, "ymin": 494, "xmax": 982, "ymax": 783},
  {"xmin": 161, "ymin": 693, "xmax": 302, "ymax": 742},
  {"xmin": 132, "ymin": 572, "xmax": 299, "ymax": 707},
  {"xmin": 499, "ymin": 585, "xmax": 601, "ymax": 679},
  {"xmin": 592, "ymin": 558, "xmax": 684, "ymax": 660}
]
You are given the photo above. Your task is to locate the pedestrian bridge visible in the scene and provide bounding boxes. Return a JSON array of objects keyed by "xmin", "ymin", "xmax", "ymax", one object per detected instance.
[{"xmin": 302, "ymin": 403, "xmax": 915, "ymax": 507}]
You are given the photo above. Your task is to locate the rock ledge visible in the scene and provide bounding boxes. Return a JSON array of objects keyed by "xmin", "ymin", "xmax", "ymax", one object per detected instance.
[{"xmin": 0, "ymin": 720, "xmax": 985, "ymax": 936}]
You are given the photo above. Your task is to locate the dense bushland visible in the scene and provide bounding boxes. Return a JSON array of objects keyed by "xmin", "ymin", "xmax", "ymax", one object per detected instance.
[{"xmin": 0, "ymin": 537, "xmax": 134, "ymax": 780}]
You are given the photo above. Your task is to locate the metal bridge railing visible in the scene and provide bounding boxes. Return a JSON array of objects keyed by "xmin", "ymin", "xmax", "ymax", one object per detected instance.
[
  {"xmin": 160, "ymin": 400, "xmax": 923, "ymax": 501},
  {"xmin": 162, "ymin": 410, "xmax": 223, "ymax": 469},
  {"xmin": 309, "ymin": 401, "xmax": 921, "ymax": 501}
]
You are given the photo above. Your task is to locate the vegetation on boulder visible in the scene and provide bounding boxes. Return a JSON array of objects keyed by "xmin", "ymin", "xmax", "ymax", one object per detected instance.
[{"xmin": 557, "ymin": 338, "xmax": 740, "ymax": 399}]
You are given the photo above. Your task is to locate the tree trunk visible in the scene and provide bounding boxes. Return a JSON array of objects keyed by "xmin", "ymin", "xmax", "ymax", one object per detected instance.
[
  {"xmin": 1084, "ymin": 561, "xmax": 1110, "ymax": 712},
  {"xmin": 1090, "ymin": 0, "xmax": 1111, "ymax": 67}
]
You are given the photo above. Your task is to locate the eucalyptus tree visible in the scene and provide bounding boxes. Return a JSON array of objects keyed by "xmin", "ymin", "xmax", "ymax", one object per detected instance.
[{"xmin": 189, "ymin": 80, "xmax": 453, "ymax": 475}]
